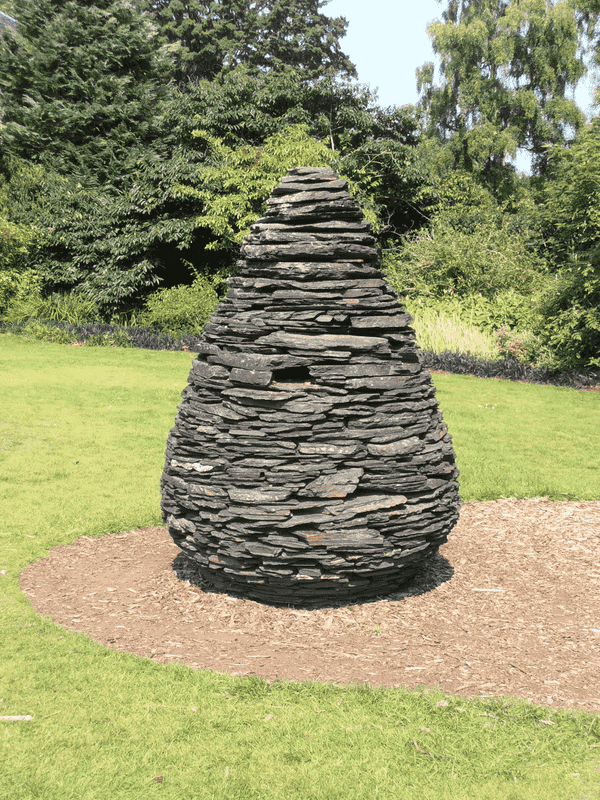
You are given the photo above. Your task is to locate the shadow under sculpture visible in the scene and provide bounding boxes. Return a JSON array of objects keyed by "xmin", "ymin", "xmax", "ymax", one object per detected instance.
[{"xmin": 161, "ymin": 167, "xmax": 460, "ymax": 607}]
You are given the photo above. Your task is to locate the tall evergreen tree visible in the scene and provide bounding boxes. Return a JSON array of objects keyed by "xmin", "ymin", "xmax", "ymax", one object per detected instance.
[
  {"xmin": 418, "ymin": 0, "xmax": 587, "ymax": 176},
  {"xmin": 143, "ymin": 0, "xmax": 356, "ymax": 85},
  {"xmin": 0, "ymin": 0, "xmax": 173, "ymax": 183}
]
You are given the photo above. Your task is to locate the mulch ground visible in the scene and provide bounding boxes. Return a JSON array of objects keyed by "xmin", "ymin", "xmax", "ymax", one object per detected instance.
[{"xmin": 20, "ymin": 497, "xmax": 600, "ymax": 713}]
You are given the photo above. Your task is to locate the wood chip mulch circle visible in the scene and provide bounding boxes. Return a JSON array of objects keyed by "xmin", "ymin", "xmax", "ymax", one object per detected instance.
[{"xmin": 20, "ymin": 497, "xmax": 600, "ymax": 713}]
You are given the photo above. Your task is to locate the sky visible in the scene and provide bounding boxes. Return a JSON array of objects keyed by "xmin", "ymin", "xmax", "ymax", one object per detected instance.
[{"xmin": 324, "ymin": 0, "xmax": 444, "ymax": 109}]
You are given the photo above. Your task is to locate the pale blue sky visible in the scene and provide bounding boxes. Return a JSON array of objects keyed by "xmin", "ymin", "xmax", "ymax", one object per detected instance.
[{"xmin": 325, "ymin": 0, "xmax": 443, "ymax": 108}]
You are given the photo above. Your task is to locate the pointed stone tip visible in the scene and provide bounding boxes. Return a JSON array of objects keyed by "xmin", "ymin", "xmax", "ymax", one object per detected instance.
[{"xmin": 288, "ymin": 166, "xmax": 337, "ymax": 176}]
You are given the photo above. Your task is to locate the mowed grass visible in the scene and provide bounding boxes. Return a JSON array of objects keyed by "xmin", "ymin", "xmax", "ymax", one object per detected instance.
[
  {"xmin": 1, "ymin": 334, "xmax": 599, "ymax": 800},
  {"xmin": 430, "ymin": 372, "xmax": 600, "ymax": 502}
]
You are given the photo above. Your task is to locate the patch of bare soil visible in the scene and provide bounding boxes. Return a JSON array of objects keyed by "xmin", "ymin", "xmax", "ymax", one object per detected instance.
[{"xmin": 20, "ymin": 498, "xmax": 600, "ymax": 713}]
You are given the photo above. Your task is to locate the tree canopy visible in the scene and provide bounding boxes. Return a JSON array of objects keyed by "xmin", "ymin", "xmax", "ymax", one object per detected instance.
[
  {"xmin": 418, "ymin": 0, "xmax": 587, "ymax": 177},
  {"xmin": 0, "ymin": 0, "xmax": 172, "ymax": 183},
  {"xmin": 0, "ymin": 0, "xmax": 599, "ymax": 373},
  {"xmin": 142, "ymin": 0, "xmax": 356, "ymax": 85}
]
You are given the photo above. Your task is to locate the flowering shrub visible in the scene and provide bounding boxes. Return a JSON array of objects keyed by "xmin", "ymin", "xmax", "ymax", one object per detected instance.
[{"xmin": 495, "ymin": 327, "xmax": 540, "ymax": 364}]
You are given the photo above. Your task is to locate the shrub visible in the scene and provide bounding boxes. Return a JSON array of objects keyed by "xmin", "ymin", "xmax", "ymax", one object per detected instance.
[
  {"xmin": 537, "ymin": 120, "xmax": 600, "ymax": 369},
  {"xmin": 0, "ymin": 215, "xmax": 42, "ymax": 271},
  {"xmin": 533, "ymin": 273, "xmax": 600, "ymax": 370},
  {"xmin": 3, "ymin": 285, "xmax": 100, "ymax": 325},
  {"xmin": 422, "ymin": 291, "xmax": 545, "ymax": 336},
  {"xmin": 139, "ymin": 275, "xmax": 219, "ymax": 337},
  {"xmin": 383, "ymin": 215, "xmax": 546, "ymax": 302},
  {"xmin": 17, "ymin": 321, "xmax": 79, "ymax": 345},
  {"xmin": 0, "ymin": 268, "xmax": 43, "ymax": 317},
  {"xmin": 494, "ymin": 327, "xmax": 544, "ymax": 364}
]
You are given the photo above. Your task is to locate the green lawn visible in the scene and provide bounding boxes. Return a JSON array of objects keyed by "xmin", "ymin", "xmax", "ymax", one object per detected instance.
[{"xmin": 1, "ymin": 335, "xmax": 599, "ymax": 800}]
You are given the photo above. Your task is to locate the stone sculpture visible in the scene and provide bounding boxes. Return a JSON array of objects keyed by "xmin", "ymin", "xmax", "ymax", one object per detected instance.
[{"xmin": 161, "ymin": 167, "xmax": 460, "ymax": 606}]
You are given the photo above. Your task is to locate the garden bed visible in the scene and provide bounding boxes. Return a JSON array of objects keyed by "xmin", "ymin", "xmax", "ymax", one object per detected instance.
[{"xmin": 21, "ymin": 496, "xmax": 600, "ymax": 714}]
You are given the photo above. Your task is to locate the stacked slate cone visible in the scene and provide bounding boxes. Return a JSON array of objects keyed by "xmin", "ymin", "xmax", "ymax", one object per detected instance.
[{"xmin": 161, "ymin": 167, "xmax": 460, "ymax": 607}]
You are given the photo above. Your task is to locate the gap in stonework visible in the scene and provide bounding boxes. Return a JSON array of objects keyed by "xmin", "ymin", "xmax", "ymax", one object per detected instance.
[{"xmin": 272, "ymin": 366, "xmax": 312, "ymax": 384}]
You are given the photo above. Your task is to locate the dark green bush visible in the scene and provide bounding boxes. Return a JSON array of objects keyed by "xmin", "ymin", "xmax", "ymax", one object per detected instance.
[{"xmin": 537, "ymin": 122, "xmax": 600, "ymax": 370}]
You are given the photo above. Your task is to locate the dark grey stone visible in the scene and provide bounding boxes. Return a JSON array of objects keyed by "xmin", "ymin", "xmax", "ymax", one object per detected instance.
[
  {"xmin": 256, "ymin": 331, "xmax": 390, "ymax": 352},
  {"xmin": 161, "ymin": 168, "xmax": 460, "ymax": 607},
  {"xmin": 351, "ymin": 314, "xmax": 413, "ymax": 329},
  {"xmin": 272, "ymin": 179, "xmax": 348, "ymax": 194},
  {"xmin": 230, "ymin": 368, "xmax": 272, "ymax": 386},
  {"xmin": 244, "ymin": 231, "xmax": 376, "ymax": 246},
  {"xmin": 242, "ymin": 242, "xmax": 378, "ymax": 261},
  {"xmin": 266, "ymin": 189, "xmax": 354, "ymax": 205}
]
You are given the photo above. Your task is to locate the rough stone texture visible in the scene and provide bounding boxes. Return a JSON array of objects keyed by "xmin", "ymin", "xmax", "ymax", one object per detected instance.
[{"xmin": 161, "ymin": 167, "xmax": 460, "ymax": 606}]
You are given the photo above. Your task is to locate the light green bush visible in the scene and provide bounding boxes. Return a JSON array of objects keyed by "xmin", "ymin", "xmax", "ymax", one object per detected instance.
[
  {"xmin": 0, "ymin": 268, "xmax": 43, "ymax": 316},
  {"xmin": 3, "ymin": 285, "xmax": 100, "ymax": 324},
  {"xmin": 0, "ymin": 215, "xmax": 42, "ymax": 271},
  {"xmin": 40, "ymin": 291, "xmax": 101, "ymax": 324},
  {"xmin": 411, "ymin": 291, "xmax": 544, "ymax": 335},
  {"xmin": 383, "ymin": 216, "xmax": 546, "ymax": 303},
  {"xmin": 139, "ymin": 275, "xmax": 219, "ymax": 336},
  {"xmin": 17, "ymin": 321, "xmax": 79, "ymax": 344},
  {"xmin": 404, "ymin": 299, "xmax": 502, "ymax": 361}
]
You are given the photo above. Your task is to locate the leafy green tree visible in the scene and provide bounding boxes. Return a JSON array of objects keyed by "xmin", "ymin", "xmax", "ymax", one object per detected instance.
[
  {"xmin": 418, "ymin": 0, "xmax": 587, "ymax": 178},
  {"xmin": 23, "ymin": 150, "xmax": 216, "ymax": 313},
  {"xmin": 166, "ymin": 66, "xmax": 427, "ymax": 234},
  {"xmin": 165, "ymin": 65, "xmax": 418, "ymax": 149},
  {"xmin": 143, "ymin": 0, "xmax": 355, "ymax": 85},
  {"xmin": 0, "ymin": 0, "xmax": 172, "ymax": 183},
  {"xmin": 536, "ymin": 118, "xmax": 600, "ymax": 368},
  {"xmin": 183, "ymin": 123, "xmax": 332, "ymax": 251},
  {"xmin": 1, "ymin": 123, "xmax": 335, "ymax": 314}
]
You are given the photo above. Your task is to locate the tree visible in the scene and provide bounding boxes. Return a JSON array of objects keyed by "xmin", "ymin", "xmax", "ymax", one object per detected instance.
[
  {"xmin": 535, "ymin": 118, "xmax": 600, "ymax": 369},
  {"xmin": 418, "ymin": 0, "xmax": 587, "ymax": 178},
  {"xmin": 1, "ymin": 122, "xmax": 336, "ymax": 314},
  {"xmin": 0, "ymin": 0, "xmax": 173, "ymax": 184},
  {"xmin": 176, "ymin": 123, "xmax": 333, "ymax": 252},
  {"xmin": 8, "ymin": 145, "xmax": 218, "ymax": 313},
  {"xmin": 164, "ymin": 66, "xmax": 427, "ymax": 234},
  {"xmin": 143, "ymin": 0, "xmax": 356, "ymax": 85}
]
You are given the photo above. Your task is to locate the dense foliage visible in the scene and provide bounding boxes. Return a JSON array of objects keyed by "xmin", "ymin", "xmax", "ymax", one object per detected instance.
[
  {"xmin": 0, "ymin": 0, "xmax": 599, "ymax": 372},
  {"xmin": 536, "ymin": 119, "xmax": 600, "ymax": 368},
  {"xmin": 142, "ymin": 0, "xmax": 356, "ymax": 85},
  {"xmin": 0, "ymin": 0, "xmax": 172, "ymax": 183}
]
